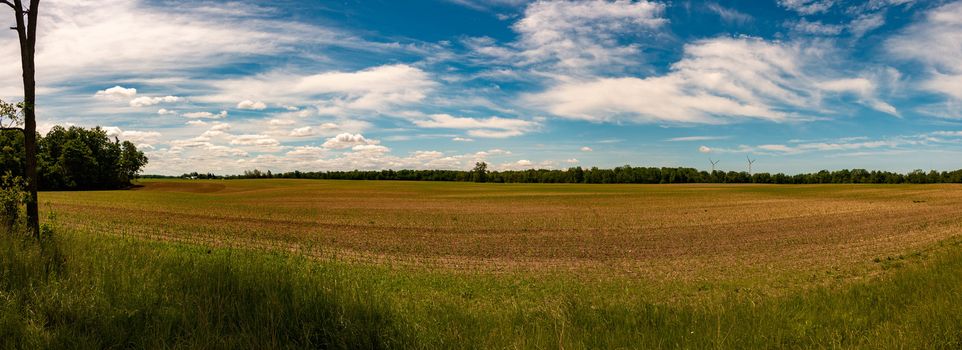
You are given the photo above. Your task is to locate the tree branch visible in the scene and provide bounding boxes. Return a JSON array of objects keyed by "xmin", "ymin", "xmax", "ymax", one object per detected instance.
[{"xmin": 0, "ymin": 0, "xmax": 15, "ymax": 10}]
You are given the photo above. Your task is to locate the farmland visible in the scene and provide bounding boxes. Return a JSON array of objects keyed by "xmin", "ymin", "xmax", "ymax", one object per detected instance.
[
  {"xmin": 4, "ymin": 179, "xmax": 962, "ymax": 347},
  {"xmin": 43, "ymin": 180, "xmax": 962, "ymax": 288}
]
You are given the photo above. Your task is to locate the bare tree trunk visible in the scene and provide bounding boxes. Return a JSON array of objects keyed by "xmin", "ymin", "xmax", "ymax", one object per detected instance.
[{"xmin": 10, "ymin": 0, "xmax": 40, "ymax": 239}]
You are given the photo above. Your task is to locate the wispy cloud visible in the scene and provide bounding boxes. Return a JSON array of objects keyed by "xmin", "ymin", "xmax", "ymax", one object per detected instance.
[
  {"xmin": 528, "ymin": 36, "xmax": 897, "ymax": 124},
  {"xmin": 706, "ymin": 3, "xmax": 753, "ymax": 25}
]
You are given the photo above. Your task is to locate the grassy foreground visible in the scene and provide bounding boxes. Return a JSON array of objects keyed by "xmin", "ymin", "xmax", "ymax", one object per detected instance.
[{"xmin": 2, "ymin": 226, "xmax": 961, "ymax": 349}]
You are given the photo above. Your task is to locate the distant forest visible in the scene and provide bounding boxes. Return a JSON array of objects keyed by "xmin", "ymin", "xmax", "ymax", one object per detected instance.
[{"xmin": 158, "ymin": 163, "xmax": 962, "ymax": 185}]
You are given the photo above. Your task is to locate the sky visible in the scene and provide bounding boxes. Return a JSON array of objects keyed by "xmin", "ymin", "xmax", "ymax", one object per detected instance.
[{"xmin": 2, "ymin": 0, "xmax": 962, "ymax": 175}]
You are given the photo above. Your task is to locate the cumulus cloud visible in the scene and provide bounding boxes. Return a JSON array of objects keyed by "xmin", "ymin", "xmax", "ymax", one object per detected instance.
[
  {"xmin": 183, "ymin": 110, "xmax": 228, "ymax": 119},
  {"xmin": 452, "ymin": 137, "xmax": 474, "ymax": 142},
  {"xmin": 102, "ymin": 126, "xmax": 161, "ymax": 143},
  {"xmin": 237, "ymin": 100, "xmax": 267, "ymax": 110},
  {"xmin": 322, "ymin": 133, "xmax": 379, "ymax": 149},
  {"xmin": 580, "ymin": 146, "xmax": 593, "ymax": 152},
  {"xmin": 699, "ymin": 145, "xmax": 713, "ymax": 153},
  {"xmin": 158, "ymin": 108, "xmax": 177, "ymax": 115},
  {"xmin": 94, "ymin": 86, "xmax": 137, "ymax": 100},
  {"xmin": 290, "ymin": 126, "xmax": 315, "ymax": 137},
  {"xmin": 129, "ymin": 95, "xmax": 181, "ymax": 107},
  {"xmin": 269, "ymin": 119, "xmax": 296, "ymax": 126}
]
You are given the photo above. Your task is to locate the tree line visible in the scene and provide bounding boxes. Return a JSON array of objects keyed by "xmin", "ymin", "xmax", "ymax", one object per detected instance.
[
  {"xmin": 165, "ymin": 163, "xmax": 962, "ymax": 184},
  {"xmin": 1, "ymin": 126, "xmax": 148, "ymax": 190}
]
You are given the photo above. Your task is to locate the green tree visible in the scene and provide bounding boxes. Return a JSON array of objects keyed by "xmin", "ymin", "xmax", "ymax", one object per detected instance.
[
  {"xmin": 472, "ymin": 162, "xmax": 488, "ymax": 183},
  {"xmin": 119, "ymin": 141, "xmax": 148, "ymax": 185}
]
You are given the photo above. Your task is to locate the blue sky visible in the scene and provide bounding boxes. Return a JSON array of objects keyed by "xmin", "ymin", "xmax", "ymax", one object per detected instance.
[{"xmin": 2, "ymin": 0, "xmax": 962, "ymax": 175}]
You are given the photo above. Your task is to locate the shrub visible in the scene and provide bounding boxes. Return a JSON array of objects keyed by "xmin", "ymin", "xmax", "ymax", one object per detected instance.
[{"xmin": 0, "ymin": 172, "xmax": 27, "ymax": 234}]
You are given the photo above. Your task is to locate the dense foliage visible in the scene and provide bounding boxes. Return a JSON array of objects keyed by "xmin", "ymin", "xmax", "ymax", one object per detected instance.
[
  {"xmin": 0, "ymin": 126, "xmax": 148, "ymax": 190},
  {"xmin": 167, "ymin": 164, "xmax": 962, "ymax": 184}
]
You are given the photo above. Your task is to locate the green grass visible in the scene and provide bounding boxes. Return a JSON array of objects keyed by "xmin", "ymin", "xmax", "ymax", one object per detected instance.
[{"xmin": 2, "ymin": 226, "xmax": 961, "ymax": 349}]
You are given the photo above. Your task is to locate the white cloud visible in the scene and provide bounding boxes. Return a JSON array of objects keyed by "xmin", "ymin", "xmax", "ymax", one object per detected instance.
[
  {"xmin": 706, "ymin": 3, "xmax": 753, "ymax": 26},
  {"xmin": 467, "ymin": 0, "xmax": 667, "ymax": 73},
  {"xmin": 529, "ymin": 36, "xmax": 897, "ymax": 124},
  {"xmin": 714, "ymin": 135, "xmax": 938, "ymax": 156},
  {"xmin": 580, "ymin": 146, "xmax": 593, "ymax": 152},
  {"xmin": 306, "ymin": 120, "xmax": 373, "ymax": 136},
  {"xmin": 565, "ymin": 158, "xmax": 579, "ymax": 164},
  {"xmin": 668, "ymin": 136, "xmax": 729, "ymax": 142},
  {"xmin": 129, "ymin": 95, "xmax": 180, "ymax": 107},
  {"xmin": 412, "ymin": 113, "xmax": 537, "ymax": 138},
  {"xmin": 210, "ymin": 123, "xmax": 231, "ymax": 132},
  {"xmin": 322, "ymin": 133, "xmax": 379, "ymax": 149},
  {"xmin": 849, "ymin": 13, "xmax": 885, "ymax": 38},
  {"xmin": 0, "ymin": 0, "xmax": 371, "ymax": 100},
  {"xmin": 888, "ymin": 2, "xmax": 962, "ymax": 104},
  {"xmin": 495, "ymin": 159, "xmax": 556, "ymax": 170},
  {"xmin": 816, "ymin": 78, "xmax": 898, "ymax": 116},
  {"xmin": 351, "ymin": 144, "xmax": 391, "ymax": 153},
  {"xmin": 183, "ymin": 110, "xmax": 228, "ymax": 119},
  {"xmin": 934, "ymin": 130, "xmax": 962, "ymax": 137},
  {"xmin": 790, "ymin": 19, "xmax": 844, "ymax": 35},
  {"xmin": 102, "ymin": 126, "xmax": 161, "ymax": 143},
  {"xmin": 203, "ymin": 64, "xmax": 436, "ymax": 114},
  {"xmin": 286, "ymin": 146, "xmax": 328, "ymax": 158},
  {"xmin": 269, "ymin": 119, "xmax": 296, "ymax": 126},
  {"xmin": 442, "ymin": 0, "xmax": 527, "ymax": 11},
  {"xmin": 237, "ymin": 100, "xmax": 267, "ymax": 110},
  {"xmin": 94, "ymin": 86, "xmax": 137, "ymax": 100},
  {"xmin": 778, "ymin": 0, "xmax": 835, "ymax": 15},
  {"xmin": 290, "ymin": 126, "xmax": 315, "ymax": 137},
  {"xmin": 158, "ymin": 108, "xmax": 177, "ymax": 115},
  {"xmin": 452, "ymin": 137, "xmax": 474, "ymax": 142},
  {"xmin": 230, "ymin": 134, "xmax": 281, "ymax": 147},
  {"xmin": 699, "ymin": 145, "xmax": 713, "ymax": 153}
]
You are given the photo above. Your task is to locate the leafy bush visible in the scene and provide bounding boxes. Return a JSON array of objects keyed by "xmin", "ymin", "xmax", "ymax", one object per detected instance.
[{"xmin": 0, "ymin": 172, "xmax": 27, "ymax": 234}]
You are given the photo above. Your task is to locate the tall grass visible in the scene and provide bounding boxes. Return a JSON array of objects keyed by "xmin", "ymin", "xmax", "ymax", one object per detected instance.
[
  {"xmin": 0, "ymin": 230, "xmax": 402, "ymax": 349},
  {"xmin": 1, "ymin": 228, "xmax": 961, "ymax": 349}
]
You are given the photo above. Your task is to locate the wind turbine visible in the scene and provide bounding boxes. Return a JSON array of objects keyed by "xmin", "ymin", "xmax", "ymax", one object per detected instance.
[
  {"xmin": 746, "ymin": 155, "xmax": 756, "ymax": 175},
  {"xmin": 709, "ymin": 158, "xmax": 720, "ymax": 173}
]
